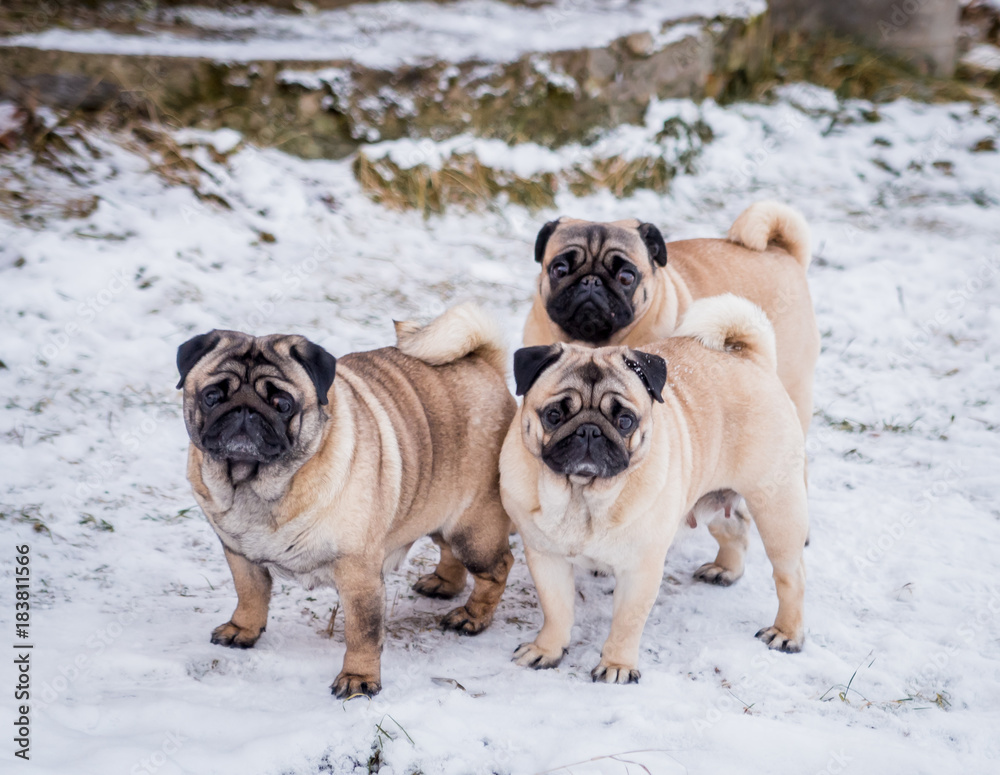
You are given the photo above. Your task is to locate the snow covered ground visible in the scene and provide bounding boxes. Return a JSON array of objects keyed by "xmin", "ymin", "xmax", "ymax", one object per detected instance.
[
  {"xmin": 2, "ymin": 84, "xmax": 1000, "ymax": 774},
  {"xmin": 0, "ymin": 0, "xmax": 762, "ymax": 66}
]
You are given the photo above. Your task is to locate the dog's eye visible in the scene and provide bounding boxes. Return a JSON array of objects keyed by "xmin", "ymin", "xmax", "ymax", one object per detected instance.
[
  {"xmin": 617, "ymin": 269, "xmax": 636, "ymax": 287},
  {"xmin": 271, "ymin": 395, "xmax": 293, "ymax": 415},
  {"xmin": 549, "ymin": 261, "xmax": 569, "ymax": 280},
  {"xmin": 201, "ymin": 387, "xmax": 223, "ymax": 408},
  {"xmin": 617, "ymin": 413, "xmax": 636, "ymax": 432},
  {"xmin": 543, "ymin": 407, "xmax": 563, "ymax": 427}
]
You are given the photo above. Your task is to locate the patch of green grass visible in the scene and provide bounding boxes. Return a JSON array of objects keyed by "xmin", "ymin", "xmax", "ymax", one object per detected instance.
[
  {"xmin": 79, "ymin": 513, "xmax": 114, "ymax": 532},
  {"xmin": 0, "ymin": 504, "xmax": 51, "ymax": 535},
  {"xmin": 820, "ymin": 411, "xmax": 921, "ymax": 435},
  {"xmin": 142, "ymin": 505, "xmax": 197, "ymax": 523},
  {"xmin": 820, "ymin": 655, "xmax": 874, "ymax": 704},
  {"xmin": 366, "ymin": 715, "xmax": 415, "ymax": 774},
  {"xmin": 820, "ymin": 656, "xmax": 951, "ymax": 711}
]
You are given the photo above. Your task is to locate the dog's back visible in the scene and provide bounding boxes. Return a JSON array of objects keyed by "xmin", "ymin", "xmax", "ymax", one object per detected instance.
[
  {"xmin": 336, "ymin": 303, "xmax": 514, "ymax": 528},
  {"xmin": 644, "ymin": 294, "xmax": 804, "ymax": 495},
  {"xmin": 665, "ymin": 221, "xmax": 818, "ymax": 435}
]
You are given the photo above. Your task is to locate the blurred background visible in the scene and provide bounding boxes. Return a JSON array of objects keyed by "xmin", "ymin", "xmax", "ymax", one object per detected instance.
[
  {"xmin": 1, "ymin": 1, "xmax": 998, "ymax": 171},
  {"xmin": 1, "ymin": 3, "xmax": 999, "ymax": 775}
]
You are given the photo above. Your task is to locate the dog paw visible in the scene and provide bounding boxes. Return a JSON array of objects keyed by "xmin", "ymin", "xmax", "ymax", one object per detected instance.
[
  {"xmin": 413, "ymin": 572, "xmax": 465, "ymax": 599},
  {"xmin": 331, "ymin": 672, "xmax": 381, "ymax": 700},
  {"xmin": 440, "ymin": 606, "xmax": 492, "ymax": 635},
  {"xmin": 210, "ymin": 621, "xmax": 263, "ymax": 649},
  {"xmin": 755, "ymin": 626, "xmax": 803, "ymax": 653},
  {"xmin": 512, "ymin": 642, "xmax": 566, "ymax": 669},
  {"xmin": 591, "ymin": 663, "xmax": 640, "ymax": 684},
  {"xmin": 694, "ymin": 562, "xmax": 743, "ymax": 586}
]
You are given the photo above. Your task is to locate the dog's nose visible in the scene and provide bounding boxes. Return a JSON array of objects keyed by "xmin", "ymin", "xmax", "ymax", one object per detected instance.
[
  {"xmin": 228, "ymin": 406, "xmax": 258, "ymax": 433},
  {"xmin": 580, "ymin": 275, "xmax": 603, "ymax": 290},
  {"xmin": 575, "ymin": 423, "xmax": 602, "ymax": 440}
]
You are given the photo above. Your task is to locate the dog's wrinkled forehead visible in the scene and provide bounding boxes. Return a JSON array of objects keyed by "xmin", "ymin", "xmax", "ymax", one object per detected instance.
[
  {"xmin": 184, "ymin": 333, "xmax": 320, "ymax": 402},
  {"xmin": 199, "ymin": 332, "xmax": 299, "ymax": 379},
  {"xmin": 179, "ymin": 328, "xmax": 337, "ymax": 406},
  {"xmin": 548, "ymin": 346, "xmax": 647, "ymax": 406},
  {"xmin": 545, "ymin": 219, "xmax": 645, "ymax": 264}
]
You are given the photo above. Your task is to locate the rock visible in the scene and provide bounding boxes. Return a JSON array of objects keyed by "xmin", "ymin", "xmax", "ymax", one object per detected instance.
[
  {"xmin": 625, "ymin": 31, "xmax": 655, "ymax": 58},
  {"xmin": 8, "ymin": 74, "xmax": 120, "ymax": 111}
]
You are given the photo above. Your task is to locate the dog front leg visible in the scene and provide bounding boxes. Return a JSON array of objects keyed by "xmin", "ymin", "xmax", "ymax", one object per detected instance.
[
  {"xmin": 331, "ymin": 556, "xmax": 385, "ymax": 699},
  {"xmin": 592, "ymin": 556, "xmax": 664, "ymax": 684},
  {"xmin": 211, "ymin": 546, "xmax": 272, "ymax": 648},
  {"xmin": 514, "ymin": 547, "xmax": 575, "ymax": 669}
]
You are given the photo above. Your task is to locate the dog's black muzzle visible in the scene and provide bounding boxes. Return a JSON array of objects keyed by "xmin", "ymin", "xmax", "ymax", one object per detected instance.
[
  {"xmin": 542, "ymin": 420, "xmax": 629, "ymax": 479},
  {"xmin": 202, "ymin": 404, "xmax": 290, "ymax": 463},
  {"xmin": 548, "ymin": 275, "xmax": 634, "ymax": 343}
]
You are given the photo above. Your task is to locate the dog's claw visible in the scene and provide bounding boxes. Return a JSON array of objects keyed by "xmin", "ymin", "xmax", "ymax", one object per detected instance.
[
  {"xmin": 440, "ymin": 606, "xmax": 492, "ymax": 635},
  {"xmin": 413, "ymin": 572, "xmax": 464, "ymax": 599},
  {"xmin": 591, "ymin": 664, "xmax": 640, "ymax": 684},
  {"xmin": 513, "ymin": 642, "xmax": 565, "ymax": 669},
  {"xmin": 694, "ymin": 562, "xmax": 742, "ymax": 586},
  {"xmin": 331, "ymin": 673, "xmax": 381, "ymax": 700},
  {"xmin": 210, "ymin": 621, "xmax": 263, "ymax": 649},
  {"xmin": 755, "ymin": 626, "xmax": 803, "ymax": 653}
]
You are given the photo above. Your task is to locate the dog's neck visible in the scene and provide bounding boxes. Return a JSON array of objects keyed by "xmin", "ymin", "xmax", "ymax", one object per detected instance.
[
  {"xmin": 536, "ymin": 468, "xmax": 632, "ymax": 538},
  {"xmin": 616, "ymin": 264, "xmax": 691, "ymax": 346},
  {"xmin": 530, "ymin": 264, "xmax": 692, "ymax": 348}
]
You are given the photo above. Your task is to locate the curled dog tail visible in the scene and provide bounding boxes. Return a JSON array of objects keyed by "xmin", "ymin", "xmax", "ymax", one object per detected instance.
[
  {"xmin": 394, "ymin": 302, "xmax": 508, "ymax": 376},
  {"xmin": 728, "ymin": 201, "xmax": 811, "ymax": 269},
  {"xmin": 674, "ymin": 293, "xmax": 777, "ymax": 371}
]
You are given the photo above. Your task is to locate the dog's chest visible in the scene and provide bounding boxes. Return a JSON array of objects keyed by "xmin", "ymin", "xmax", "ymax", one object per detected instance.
[
  {"xmin": 530, "ymin": 482, "xmax": 623, "ymax": 562},
  {"xmin": 206, "ymin": 488, "xmax": 339, "ymax": 589}
]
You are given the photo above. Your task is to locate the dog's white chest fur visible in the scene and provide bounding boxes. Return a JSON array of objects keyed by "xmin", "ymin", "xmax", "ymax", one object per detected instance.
[
  {"xmin": 526, "ymin": 475, "xmax": 633, "ymax": 567},
  {"xmin": 204, "ymin": 486, "xmax": 340, "ymax": 590}
]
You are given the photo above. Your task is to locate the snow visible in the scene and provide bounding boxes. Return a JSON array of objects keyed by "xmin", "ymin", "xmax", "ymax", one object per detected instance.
[
  {"xmin": 2, "ymin": 85, "xmax": 1000, "ymax": 774},
  {"xmin": 961, "ymin": 43, "xmax": 1000, "ymax": 73},
  {"xmin": 361, "ymin": 99, "xmax": 708, "ymax": 174},
  {"xmin": 0, "ymin": 0, "xmax": 763, "ymax": 67}
]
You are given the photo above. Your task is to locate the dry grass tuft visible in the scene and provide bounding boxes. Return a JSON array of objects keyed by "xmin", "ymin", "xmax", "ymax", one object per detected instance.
[
  {"xmin": 353, "ymin": 116, "xmax": 712, "ymax": 215},
  {"xmin": 353, "ymin": 152, "xmax": 558, "ymax": 215}
]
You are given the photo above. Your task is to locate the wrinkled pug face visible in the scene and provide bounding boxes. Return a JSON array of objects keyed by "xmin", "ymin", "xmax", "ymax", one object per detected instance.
[
  {"xmin": 535, "ymin": 217, "xmax": 667, "ymax": 344},
  {"xmin": 176, "ymin": 330, "xmax": 337, "ymax": 468},
  {"xmin": 513, "ymin": 343, "xmax": 667, "ymax": 480}
]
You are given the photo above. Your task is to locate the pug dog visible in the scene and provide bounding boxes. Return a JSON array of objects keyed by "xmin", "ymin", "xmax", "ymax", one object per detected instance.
[
  {"xmin": 177, "ymin": 303, "xmax": 515, "ymax": 699},
  {"xmin": 501, "ymin": 294, "xmax": 809, "ymax": 683},
  {"xmin": 523, "ymin": 201, "xmax": 819, "ymax": 438}
]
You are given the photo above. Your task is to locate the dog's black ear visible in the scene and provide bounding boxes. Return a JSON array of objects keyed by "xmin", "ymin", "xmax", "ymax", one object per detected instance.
[
  {"xmin": 624, "ymin": 350, "xmax": 667, "ymax": 403},
  {"xmin": 176, "ymin": 332, "xmax": 221, "ymax": 389},
  {"xmin": 638, "ymin": 223, "xmax": 667, "ymax": 267},
  {"xmin": 513, "ymin": 345, "xmax": 562, "ymax": 396},
  {"xmin": 534, "ymin": 219, "xmax": 561, "ymax": 263},
  {"xmin": 292, "ymin": 341, "xmax": 337, "ymax": 406}
]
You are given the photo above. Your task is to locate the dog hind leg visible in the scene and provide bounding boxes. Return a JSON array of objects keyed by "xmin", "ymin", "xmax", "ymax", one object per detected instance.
[
  {"xmin": 439, "ymin": 496, "xmax": 514, "ymax": 635},
  {"xmin": 695, "ymin": 501, "xmax": 751, "ymax": 586},
  {"xmin": 413, "ymin": 533, "xmax": 468, "ymax": 599},
  {"xmin": 743, "ymin": 483, "xmax": 809, "ymax": 653}
]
